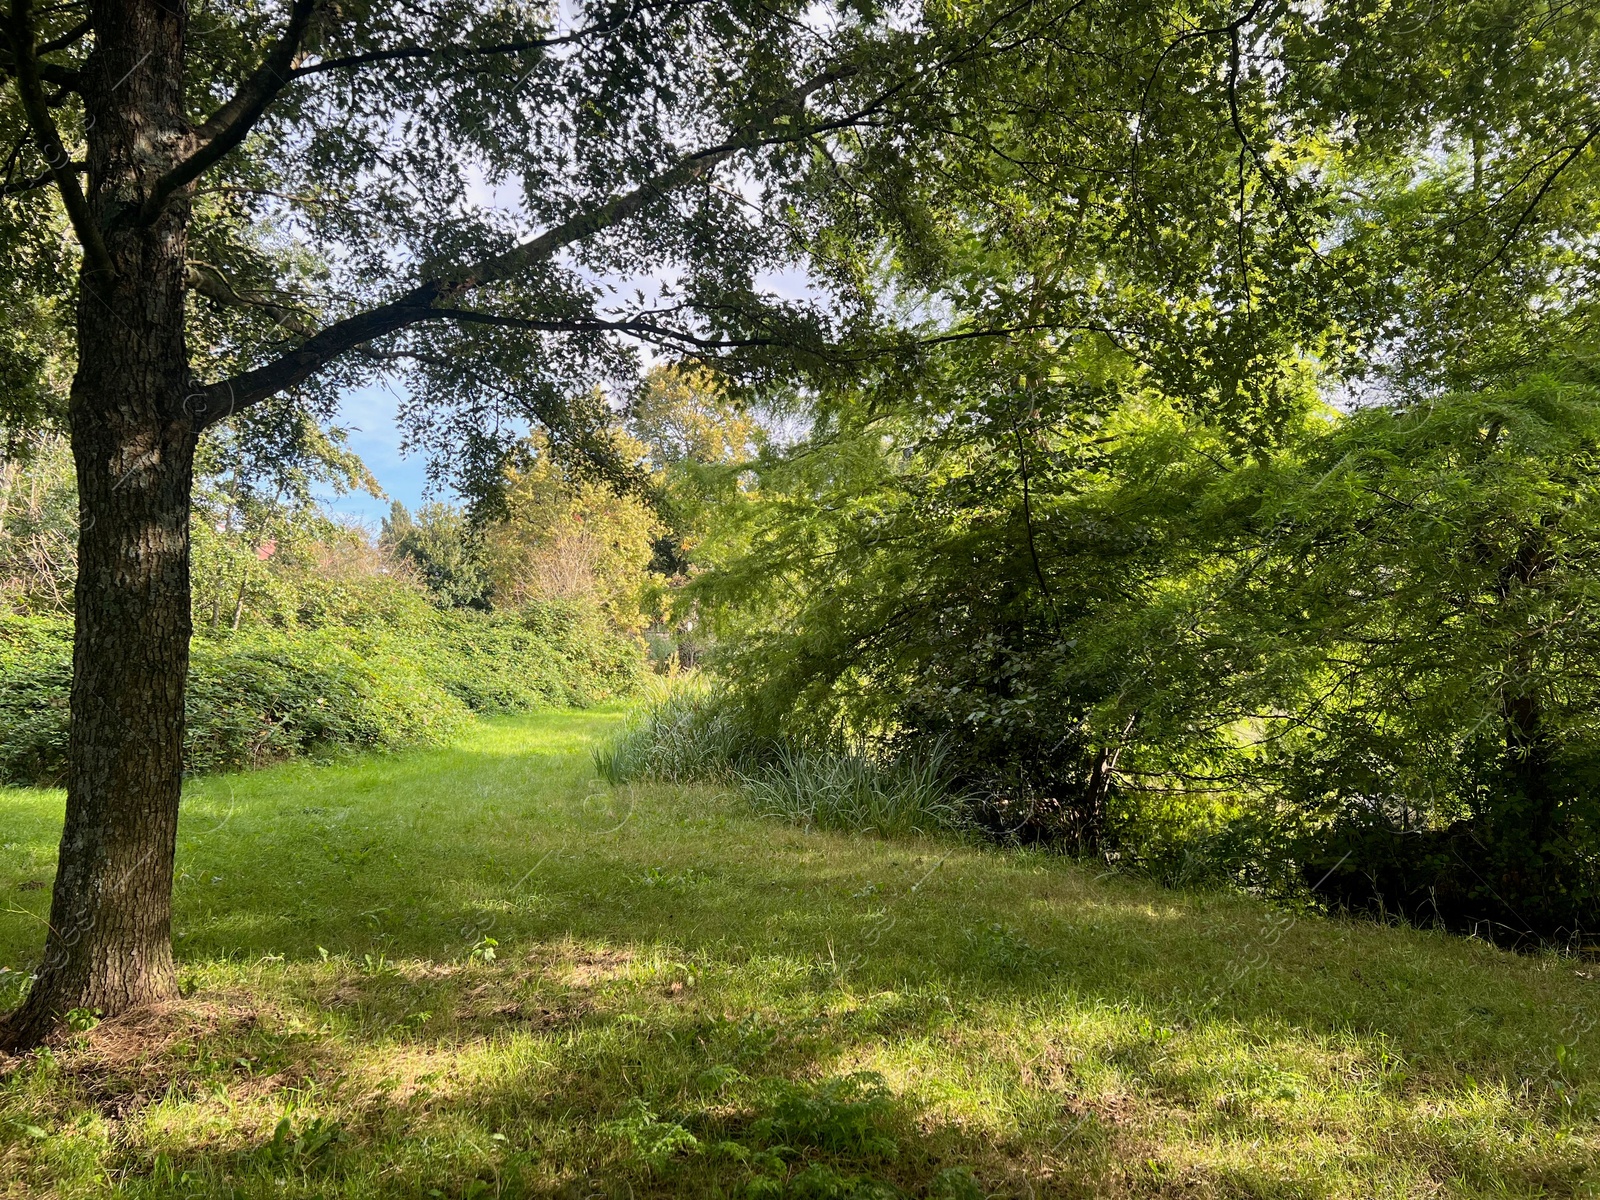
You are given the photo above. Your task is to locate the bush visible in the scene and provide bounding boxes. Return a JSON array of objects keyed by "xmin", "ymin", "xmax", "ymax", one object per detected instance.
[
  {"xmin": 597, "ymin": 679, "xmax": 970, "ymax": 837},
  {"xmin": 185, "ymin": 630, "xmax": 473, "ymax": 774},
  {"xmin": 0, "ymin": 616, "xmax": 71, "ymax": 785},
  {"xmin": 412, "ymin": 602, "xmax": 644, "ymax": 713},
  {"xmin": 594, "ymin": 675, "xmax": 755, "ymax": 784},
  {"xmin": 0, "ymin": 604, "xmax": 645, "ymax": 786}
]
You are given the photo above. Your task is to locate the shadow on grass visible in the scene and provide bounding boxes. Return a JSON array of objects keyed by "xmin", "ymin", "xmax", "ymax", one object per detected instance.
[
  {"xmin": 23, "ymin": 960, "xmax": 1103, "ymax": 1199},
  {"xmin": 3, "ymin": 719, "xmax": 1599, "ymax": 1197},
  {"xmin": 22, "ymin": 938, "xmax": 1595, "ymax": 1200}
]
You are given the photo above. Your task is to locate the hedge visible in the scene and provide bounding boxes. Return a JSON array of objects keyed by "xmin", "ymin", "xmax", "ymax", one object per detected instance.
[{"xmin": 0, "ymin": 603, "xmax": 644, "ymax": 786}]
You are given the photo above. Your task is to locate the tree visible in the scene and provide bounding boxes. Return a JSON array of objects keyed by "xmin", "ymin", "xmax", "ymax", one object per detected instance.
[
  {"xmin": 623, "ymin": 364, "xmax": 766, "ymax": 592},
  {"xmin": 381, "ymin": 501, "xmax": 491, "ymax": 611},
  {"xmin": 1197, "ymin": 370, "xmax": 1600, "ymax": 937},
  {"xmin": 690, "ymin": 332, "xmax": 1256, "ymax": 849},
  {"xmin": 0, "ymin": 0, "xmax": 937, "ymax": 1051},
  {"xmin": 627, "ymin": 365, "xmax": 761, "ymax": 469},
  {"xmin": 2, "ymin": 0, "xmax": 1592, "ymax": 1049},
  {"xmin": 481, "ymin": 434, "xmax": 662, "ymax": 626}
]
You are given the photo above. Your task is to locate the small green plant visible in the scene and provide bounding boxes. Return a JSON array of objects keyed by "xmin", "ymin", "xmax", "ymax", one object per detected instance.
[
  {"xmin": 64, "ymin": 1006, "xmax": 100, "ymax": 1032},
  {"xmin": 604, "ymin": 1098, "xmax": 702, "ymax": 1167},
  {"xmin": 929, "ymin": 1167, "xmax": 984, "ymax": 1200},
  {"xmin": 750, "ymin": 1073, "xmax": 900, "ymax": 1158},
  {"xmin": 9, "ymin": 1118, "xmax": 49, "ymax": 1141},
  {"xmin": 959, "ymin": 922, "xmax": 1053, "ymax": 975},
  {"xmin": 745, "ymin": 1163, "xmax": 903, "ymax": 1199},
  {"xmin": 0, "ymin": 966, "xmax": 30, "ymax": 1009},
  {"xmin": 637, "ymin": 865, "xmax": 708, "ymax": 892},
  {"xmin": 467, "ymin": 936, "xmax": 499, "ymax": 963},
  {"xmin": 598, "ymin": 681, "xmax": 970, "ymax": 837},
  {"xmin": 254, "ymin": 1115, "xmax": 346, "ymax": 1171}
]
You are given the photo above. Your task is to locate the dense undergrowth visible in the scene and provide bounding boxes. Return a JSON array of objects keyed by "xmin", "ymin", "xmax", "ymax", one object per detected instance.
[
  {"xmin": 592, "ymin": 680, "xmax": 1564, "ymax": 932},
  {"xmin": 670, "ymin": 370, "xmax": 1600, "ymax": 947},
  {"xmin": 597, "ymin": 681, "xmax": 1277, "ymax": 889},
  {"xmin": 0, "ymin": 601, "xmax": 642, "ymax": 785},
  {"xmin": 3, "ymin": 709, "xmax": 1597, "ymax": 1199},
  {"xmin": 596, "ymin": 678, "xmax": 973, "ymax": 839}
]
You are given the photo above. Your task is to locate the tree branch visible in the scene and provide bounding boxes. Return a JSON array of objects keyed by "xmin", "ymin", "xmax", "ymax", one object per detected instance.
[
  {"xmin": 1471, "ymin": 123, "xmax": 1600, "ymax": 281},
  {"xmin": 190, "ymin": 61, "xmax": 864, "ymax": 426},
  {"xmin": 184, "ymin": 260, "xmax": 320, "ymax": 337},
  {"xmin": 1224, "ymin": 16, "xmax": 1324, "ymax": 263},
  {"xmin": 438, "ymin": 61, "xmax": 861, "ymax": 292},
  {"xmin": 2, "ymin": 0, "xmax": 109, "ymax": 277},
  {"xmin": 188, "ymin": 283, "xmax": 440, "ymax": 426},
  {"xmin": 144, "ymin": 4, "xmax": 633, "ymax": 224},
  {"xmin": 427, "ymin": 306, "xmax": 803, "ymax": 352},
  {"xmin": 419, "ymin": 307, "xmax": 1115, "ymax": 362},
  {"xmin": 287, "ymin": 31, "xmax": 592, "ymax": 80},
  {"xmin": 0, "ymin": 158, "xmax": 81, "ymax": 195},
  {"xmin": 287, "ymin": 0, "xmax": 651, "ymax": 80},
  {"xmin": 1132, "ymin": 0, "xmax": 1274, "ymax": 202},
  {"xmin": 35, "ymin": 15, "xmax": 88, "ymax": 55},
  {"xmin": 0, "ymin": 46, "xmax": 82, "ymax": 89},
  {"xmin": 138, "ymin": 0, "xmax": 320, "ymax": 225},
  {"xmin": 1012, "ymin": 414, "xmax": 1062, "ymax": 633}
]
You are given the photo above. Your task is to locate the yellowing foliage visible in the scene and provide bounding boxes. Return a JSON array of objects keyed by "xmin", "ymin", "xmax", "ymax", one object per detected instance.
[{"xmin": 482, "ymin": 433, "xmax": 664, "ymax": 630}]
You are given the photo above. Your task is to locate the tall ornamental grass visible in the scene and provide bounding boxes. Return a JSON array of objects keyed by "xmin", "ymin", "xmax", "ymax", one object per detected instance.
[
  {"xmin": 740, "ymin": 740, "xmax": 969, "ymax": 837},
  {"xmin": 598, "ymin": 678, "xmax": 971, "ymax": 837}
]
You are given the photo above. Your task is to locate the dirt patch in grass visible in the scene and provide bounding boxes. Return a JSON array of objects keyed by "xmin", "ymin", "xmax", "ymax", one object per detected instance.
[
  {"xmin": 558, "ymin": 945, "xmax": 637, "ymax": 989},
  {"xmin": 453, "ymin": 982, "xmax": 592, "ymax": 1029},
  {"xmin": 47, "ymin": 994, "xmax": 337, "ymax": 1121},
  {"xmin": 68, "ymin": 998, "xmax": 249, "ymax": 1068}
]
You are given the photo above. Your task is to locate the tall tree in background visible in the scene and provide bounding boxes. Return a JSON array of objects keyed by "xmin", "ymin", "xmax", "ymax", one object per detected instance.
[
  {"xmin": 481, "ymin": 434, "xmax": 663, "ymax": 623},
  {"xmin": 381, "ymin": 501, "xmax": 491, "ymax": 611}
]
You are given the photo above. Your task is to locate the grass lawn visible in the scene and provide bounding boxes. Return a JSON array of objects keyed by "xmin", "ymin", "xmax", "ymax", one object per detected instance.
[{"xmin": 1, "ymin": 708, "xmax": 1598, "ymax": 1198}]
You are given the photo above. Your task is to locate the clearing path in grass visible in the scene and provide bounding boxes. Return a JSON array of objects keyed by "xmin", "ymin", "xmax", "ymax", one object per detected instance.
[{"xmin": 1, "ymin": 708, "xmax": 1597, "ymax": 1198}]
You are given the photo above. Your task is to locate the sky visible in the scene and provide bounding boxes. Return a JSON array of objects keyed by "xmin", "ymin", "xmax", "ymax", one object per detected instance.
[{"xmin": 315, "ymin": 381, "xmax": 441, "ymax": 530}]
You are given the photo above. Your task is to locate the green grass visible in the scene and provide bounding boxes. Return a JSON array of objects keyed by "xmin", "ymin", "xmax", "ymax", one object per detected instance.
[{"xmin": 1, "ymin": 708, "xmax": 1598, "ymax": 1198}]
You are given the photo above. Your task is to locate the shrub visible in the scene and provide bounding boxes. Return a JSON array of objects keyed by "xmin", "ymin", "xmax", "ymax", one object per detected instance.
[
  {"xmin": 512, "ymin": 600, "xmax": 646, "ymax": 704},
  {"xmin": 0, "ymin": 605, "xmax": 645, "ymax": 786},
  {"xmin": 597, "ymin": 679, "xmax": 969, "ymax": 836},
  {"xmin": 0, "ymin": 616, "xmax": 71, "ymax": 785},
  {"xmin": 740, "ymin": 741, "xmax": 969, "ymax": 837},
  {"xmin": 185, "ymin": 630, "xmax": 473, "ymax": 773},
  {"xmin": 594, "ymin": 674, "xmax": 756, "ymax": 784},
  {"xmin": 413, "ymin": 602, "xmax": 644, "ymax": 713},
  {"xmin": 748, "ymin": 1073, "xmax": 899, "ymax": 1157}
]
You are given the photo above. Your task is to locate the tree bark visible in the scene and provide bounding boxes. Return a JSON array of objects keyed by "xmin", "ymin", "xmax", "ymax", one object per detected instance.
[
  {"xmin": 1494, "ymin": 525, "xmax": 1558, "ymax": 843},
  {"xmin": 1, "ymin": 0, "xmax": 197, "ymax": 1052}
]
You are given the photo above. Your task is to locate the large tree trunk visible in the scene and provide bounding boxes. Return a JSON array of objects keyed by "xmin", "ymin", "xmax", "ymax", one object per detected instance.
[{"xmin": 1, "ymin": 1, "xmax": 196, "ymax": 1053}]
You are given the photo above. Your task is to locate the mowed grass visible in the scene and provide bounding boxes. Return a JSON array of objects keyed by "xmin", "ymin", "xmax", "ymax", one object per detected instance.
[{"xmin": 1, "ymin": 710, "xmax": 1598, "ymax": 1199}]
